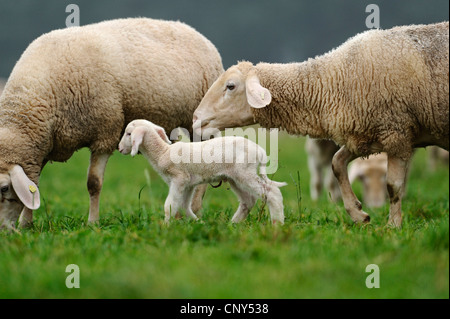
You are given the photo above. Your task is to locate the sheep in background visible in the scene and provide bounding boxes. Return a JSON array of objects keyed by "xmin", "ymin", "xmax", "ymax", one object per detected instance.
[
  {"xmin": 306, "ymin": 137, "xmax": 389, "ymax": 208},
  {"xmin": 428, "ymin": 146, "xmax": 449, "ymax": 171},
  {"xmin": 348, "ymin": 153, "xmax": 388, "ymax": 208},
  {"xmin": 118, "ymin": 120, "xmax": 286, "ymax": 224},
  {"xmin": 305, "ymin": 138, "xmax": 341, "ymax": 202},
  {"xmin": 193, "ymin": 22, "xmax": 449, "ymax": 227},
  {"xmin": 0, "ymin": 18, "xmax": 223, "ymax": 229}
]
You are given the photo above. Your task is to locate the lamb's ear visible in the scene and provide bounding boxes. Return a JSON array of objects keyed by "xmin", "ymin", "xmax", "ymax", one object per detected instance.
[
  {"xmin": 9, "ymin": 165, "xmax": 40, "ymax": 210},
  {"xmin": 245, "ymin": 74, "xmax": 272, "ymax": 109},
  {"xmin": 153, "ymin": 124, "xmax": 172, "ymax": 145},
  {"xmin": 131, "ymin": 127, "xmax": 146, "ymax": 157}
]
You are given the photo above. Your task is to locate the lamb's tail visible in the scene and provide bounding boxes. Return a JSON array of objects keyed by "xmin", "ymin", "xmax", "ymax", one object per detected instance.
[{"xmin": 258, "ymin": 147, "xmax": 287, "ymax": 188}]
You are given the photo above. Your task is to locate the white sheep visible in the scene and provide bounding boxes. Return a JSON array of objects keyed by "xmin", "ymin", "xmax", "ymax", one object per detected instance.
[
  {"xmin": 118, "ymin": 120, "xmax": 287, "ymax": 224},
  {"xmin": 0, "ymin": 18, "xmax": 223, "ymax": 229},
  {"xmin": 193, "ymin": 22, "xmax": 449, "ymax": 227}
]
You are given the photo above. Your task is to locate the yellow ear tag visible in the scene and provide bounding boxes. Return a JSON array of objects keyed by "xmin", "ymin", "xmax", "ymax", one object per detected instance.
[
  {"xmin": 261, "ymin": 92, "xmax": 265, "ymax": 100},
  {"xmin": 29, "ymin": 185, "xmax": 37, "ymax": 193}
]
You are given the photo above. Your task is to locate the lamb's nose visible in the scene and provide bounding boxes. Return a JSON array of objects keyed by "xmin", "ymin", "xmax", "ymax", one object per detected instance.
[{"xmin": 193, "ymin": 114, "xmax": 198, "ymax": 123}]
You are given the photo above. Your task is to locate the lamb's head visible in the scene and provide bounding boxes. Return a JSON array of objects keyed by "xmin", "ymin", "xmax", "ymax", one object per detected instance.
[
  {"xmin": 119, "ymin": 120, "xmax": 171, "ymax": 157},
  {"xmin": 193, "ymin": 61, "xmax": 272, "ymax": 136},
  {"xmin": 0, "ymin": 164, "xmax": 40, "ymax": 229}
]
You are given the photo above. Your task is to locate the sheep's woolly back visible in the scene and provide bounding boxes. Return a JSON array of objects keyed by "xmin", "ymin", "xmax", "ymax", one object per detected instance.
[
  {"xmin": 0, "ymin": 18, "xmax": 223, "ymax": 180},
  {"xmin": 250, "ymin": 22, "xmax": 449, "ymax": 159}
]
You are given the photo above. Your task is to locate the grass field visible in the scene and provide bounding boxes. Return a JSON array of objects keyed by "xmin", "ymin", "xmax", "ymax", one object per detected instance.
[{"xmin": 0, "ymin": 133, "xmax": 448, "ymax": 299}]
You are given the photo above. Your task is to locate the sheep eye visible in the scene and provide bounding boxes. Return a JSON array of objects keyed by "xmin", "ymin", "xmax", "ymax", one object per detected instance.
[
  {"xmin": 1, "ymin": 186, "xmax": 8, "ymax": 193},
  {"xmin": 126, "ymin": 132, "xmax": 131, "ymax": 136},
  {"xmin": 226, "ymin": 83, "xmax": 236, "ymax": 91}
]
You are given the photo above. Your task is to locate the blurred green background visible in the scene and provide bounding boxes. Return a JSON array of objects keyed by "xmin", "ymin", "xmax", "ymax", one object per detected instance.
[{"xmin": 0, "ymin": 0, "xmax": 449, "ymax": 78}]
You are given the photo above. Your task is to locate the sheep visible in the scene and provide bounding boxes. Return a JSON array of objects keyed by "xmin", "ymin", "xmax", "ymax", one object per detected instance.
[
  {"xmin": 305, "ymin": 138, "xmax": 341, "ymax": 202},
  {"xmin": 0, "ymin": 18, "xmax": 223, "ymax": 229},
  {"xmin": 348, "ymin": 153, "xmax": 388, "ymax": 208},
  {"xmin": 118, "ymin": 119, "xmax": 287, "ymax": 224},
  {"xmin": 428, "ymin": 146, "xmax": 449, "ymax": 171},
  {"xmin": 306, "ymin": 137, "xmax": 389, "ymax": 208},
  {"xmin": 193, "ymin": 22, "xmax": 449, "ymax": 227}
]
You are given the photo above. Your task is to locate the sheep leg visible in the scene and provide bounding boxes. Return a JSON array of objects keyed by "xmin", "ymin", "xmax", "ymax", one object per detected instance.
[
  {"xmin": 164, "ymin": 182, "xmax": 198, "ymax": 223},
  {"xmin": 325, "ymin": 165, "xmax": 342, "ymax": 202},
  {"xmin": 229, "ymin": 180, "xmax": 257, "ymax": 223},
  {"xmin": 182, "ymin": 186, "xmax": 200, "ymax": 220},
  {"xmin": 332, "ymin": 146, "xmax": 370, "ymax": 223},
  {"xmin": 307, "ymin": 155, "xmax": 322, "ymax": 201},
  {"xmin": 87, "ymin": 153, "xmax": 110, "ymax": 223},
  {"xmin": 240, "ymin": 176, "xmax": 285, "ymax": 224},
  {"xmin": 386, "ymin": 156, "xmax": 410, "ymax": 228},
  {"xmin": 190, "ymin": 183, "xmax": 207, "ymax": 217}
]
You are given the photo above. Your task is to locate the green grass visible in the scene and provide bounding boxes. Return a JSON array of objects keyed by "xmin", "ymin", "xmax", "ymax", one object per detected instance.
[{"xmin": 0, "ymin": 134, "xmax": 448, "ymax": 298}]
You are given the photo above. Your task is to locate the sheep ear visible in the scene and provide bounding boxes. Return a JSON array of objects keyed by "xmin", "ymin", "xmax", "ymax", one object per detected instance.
[
  {"xmin": 153, "ymin": 125, "xmax": 172, "ymax": 145},
  {"xmin": 245, "ymin": 74, "xmax": 272, "ymax": 108},
  {"xmin": 9, "ymin": 165, "xmax": 40, "ymax": 210},
  {"xmin": 131, "ymin": 127, "xmax": 146, "ymax": 157}
]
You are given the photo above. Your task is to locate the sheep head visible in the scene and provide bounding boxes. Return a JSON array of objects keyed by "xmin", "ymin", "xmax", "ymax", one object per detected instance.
[
  {"xmin": 349, "ymin": 153, "xmax": 388, "ymax": 208},
  {"xmin": 193, "ymin": 61, "xmax": 271, "ymax": 136},
  {"xmin": 119, "ymin": 120, "xmax": 171, "ymax": 156},
  {"xmin": 0, "ymin": 164, "xmax": 40, "ymax": 229}
]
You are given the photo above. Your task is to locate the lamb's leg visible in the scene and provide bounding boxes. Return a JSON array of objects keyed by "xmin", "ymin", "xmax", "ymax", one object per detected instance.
[
  {"xmin": 182, "ymin": 186, "xmax": 200, "ymax": 221},
  {"xmin": 332, "ymin": 146, "xmax": 370, "ymax": 223},
  {"xmin": 239, "ymin": 176, "xmax": 285, "ymax": 224},
  {"xmin": 87, "ymin": 153, "xmax": 110, "ymax": 223},
  {"xmin": 229, "ymin": 180, "xmax": 257, "ymax": 223},
  {"xmin": 190, "ymin": 184, "xmax": 207, "ymax": 217},
  {"xmin": 164, "ymin": 182, "xmax": 198, "ymax": 223},
  {"xmin": 307, "ymin": 155, "xmax": 322, "ymax": 201},
  {"xmin": 386, "ymin": 156, "xmax": 410, "ymax": 228}
]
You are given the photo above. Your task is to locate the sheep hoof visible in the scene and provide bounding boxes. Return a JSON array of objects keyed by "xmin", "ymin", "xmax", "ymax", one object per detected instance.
[{"xmin": 352, "ymin": 211, "xmax": 370, "ymax": 224}]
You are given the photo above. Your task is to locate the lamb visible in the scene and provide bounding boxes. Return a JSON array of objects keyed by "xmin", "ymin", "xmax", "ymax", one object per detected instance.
[
  {"xmin": 118, "ymin": 120, "xmax": 287, "ymax": 224},
  {"xmin": 193, "ymin": 22, "xmax": 449, "ymax": 227},
  {"xmin": 0, "ymin": 18, "xmax": 223, "ymax": 229}
]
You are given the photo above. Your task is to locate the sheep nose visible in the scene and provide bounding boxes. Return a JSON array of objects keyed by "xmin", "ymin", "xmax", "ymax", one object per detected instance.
[{"xmin": 193, "ymin": 114, "xmax": 198, "ymax": 123}]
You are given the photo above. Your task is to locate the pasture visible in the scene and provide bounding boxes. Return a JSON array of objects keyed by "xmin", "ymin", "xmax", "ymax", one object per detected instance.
[{"xmin": 0, "ymin": 133, "xmax": 448, "ymax": 299}]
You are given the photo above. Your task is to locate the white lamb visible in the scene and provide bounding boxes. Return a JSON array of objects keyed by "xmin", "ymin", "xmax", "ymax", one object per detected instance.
[{"xmin": 118, "ymin": 120, "xmax": 287, "ymax": 224}]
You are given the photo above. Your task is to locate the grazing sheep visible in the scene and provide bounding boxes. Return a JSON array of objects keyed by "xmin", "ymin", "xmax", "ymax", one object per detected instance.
[
  {"xmin": 0, "ymin": 18, "xmax": 223, "ymax": 229},
  {"xmin": 118, "ymin": 120, "xmax": 286, "ymax": 224},
  {"xmin": 193, "ymin": 22, "xmax": 449, "ymax": 227},
  {"xmin": 348, "ymin": 153, "xmax": 388, "ymax": 208},
  {"xmin": 306, "ymin": 137, "xmax": 389, "ymax": 208}
]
